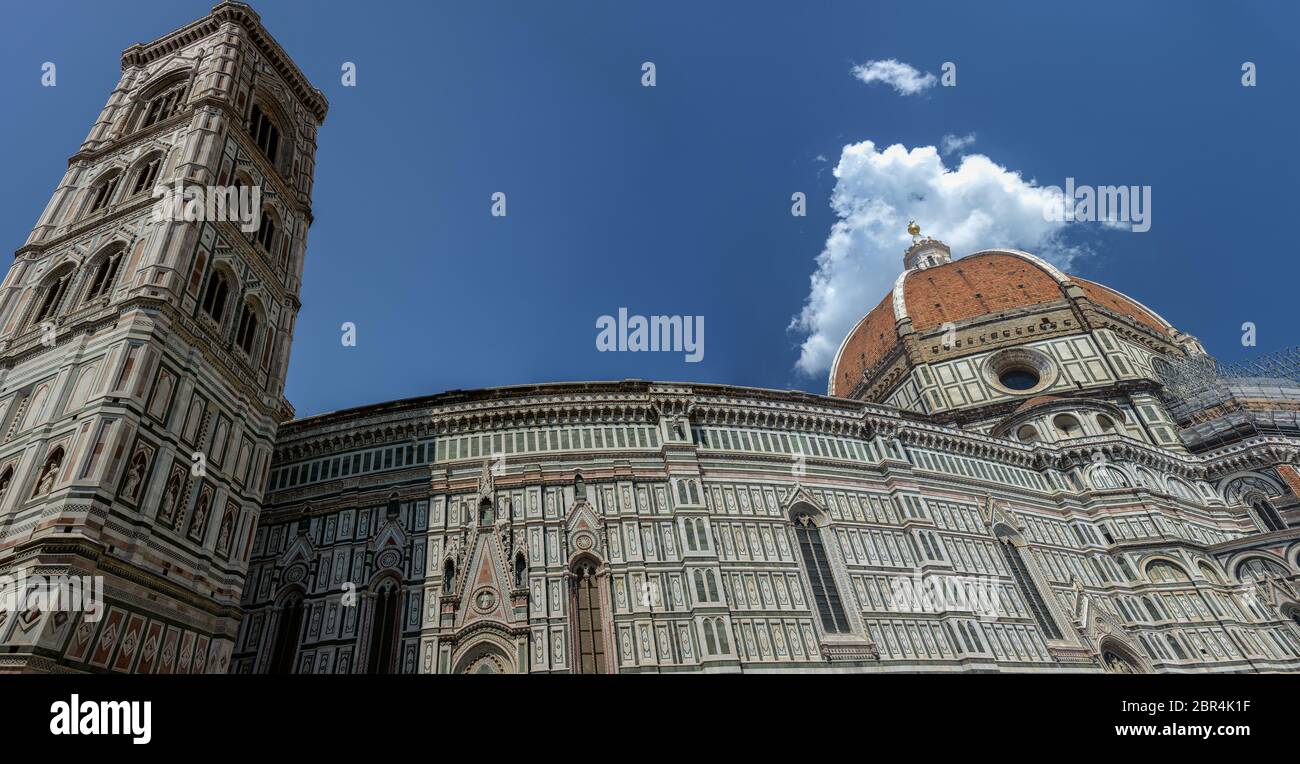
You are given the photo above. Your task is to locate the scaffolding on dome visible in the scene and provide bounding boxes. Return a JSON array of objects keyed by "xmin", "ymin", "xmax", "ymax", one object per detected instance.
[
  {"xmin": 1157, "ymin": 346, "xmax": 1300, "ymax": 396},
  {"xmin": 1155, "ymin": 346, "xmax": 1300, "ymax": 449}
]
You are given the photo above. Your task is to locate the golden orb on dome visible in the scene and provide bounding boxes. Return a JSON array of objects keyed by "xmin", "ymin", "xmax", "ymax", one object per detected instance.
[{"xmin": 907, "ymin": 220, "xmax": 921, "ymax": 237}]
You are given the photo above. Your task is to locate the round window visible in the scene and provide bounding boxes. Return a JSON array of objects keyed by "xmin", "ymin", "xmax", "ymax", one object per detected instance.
[
  {"xmin": 983, "ymin": 348, "xmax": 1057, "ymax": 395},
  {"xmin": 1016, "ymin": 425, "xmax": 1040, "ymax": 443},
  {"xmin": 999, "ymin": 368, "xmax": 1040, "ymax": 390}
]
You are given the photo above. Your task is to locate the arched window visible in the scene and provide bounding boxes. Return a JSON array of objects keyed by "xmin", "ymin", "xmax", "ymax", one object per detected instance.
[
  {"xmin": 570, "ymin": 558, "xmax": 607, "ymax": 674},
  {"xmin": 84, "ymin": 248, "xmax": 123, "ymax": 302},
  {"xmin": 267, "ymin": 591, "xmax": 304, "ymax": 674},
  {"xmin": 0, "ymin": 465, "xmax": 13, "ymax": 504},
  {"xmin": 128, "ymin": 153, "xmax": 163, "ymax": 197},
  {"xmin": 1145, "ymin": 559, "xmax": 1191, "ymax": 584},
  {"xmin": 1016, "ymin": 424, "xmax": 1039, "ymax": 443},
  {"xmin": 996, "ymin": 530, "xmax": 1062, "ymax": 639},
  {"xmin": 513, "ymin": 553, "xmax": 526, "ymax": 588},
  {"xmin": 1166, "ymin": 478, "xmax": 1198, "ymax": 502},
  {"xmin": 33, "ymin": 267, "xmax": 74, "ymax": 325},
  {"xmin": 249, "ymin": 104, "xmax": 281, "ymax": 164},
  {"xmin": 713, "ymin": 618, "xmax": 730, "ymax": 653},
  {"xmin": 1235, "ymin": 556, "xmax": 1289, "ymax": 582},
  {"xmin": 32, "ymin": 447, "xmax": 64, "ymax": 497},
  {"xmin": 139, "ymin": 80, "xmax": 187, "ymax": 129},
  {"xmin": 702, "ymin": 620, "xmax": 717, "ymax": 654},
  {"xmin": 255, "ymin": 209, "xmax": 276, "ymax": 252},
  {"xmin": 365, "ymin": 578, "xmax": 402, "ymax": 674},
  {"xmin": 442, "ymin": 559, "xmax": 455, "ymax": 592},
  {"xmin": 693, "ymin": 570, "xmax": 707, "ymax": 601},
  {"xmin": 1141, "ymin": 596, "xmax": 1163, "ymax": 622},
  {"xmin": 478, "ymin": 498, "xmax": 492, "ymax": 525},
  {"xmin": 793, "ymin": 511, "xmax": 849, "ymax": 634},
  {"xmin": 1096, "ymin": 414, "xmax": 1117, "ymax": 434},
  {"xmin": 86, "ymin": 171, "xmax": 122, "ymax": 215},
  {"xmin": 200, "ymin": 271, "xmax": 229, "ymax": 323},
  {"xmin": 1249, "ymin": 497, "xmax": 1286, "ymax": 532},
  {"xmin": 1197, "ymin": 561, "xmax": 1225, "ymax": 585},
  {"xmin": 677, "ymin": 480, "xmax": 688, "ymax": 504},
  {"xmin": 684, "ymin": 518, "xmax": 698, "ymax": 550},
  {"xmin": 1090, "ymin": 466, "xmax": 1130, "ymax": 490},
  {"xmin": 574, "ymin": 473, "xmax": 586, "ymax": 500},
  {"xmin": 235, "ymin": 302, "xmax": 259, "ymax": 355},
  {"xmin": 1053, "ymin": 414, "xmax": 1082, "ymax": 438}
]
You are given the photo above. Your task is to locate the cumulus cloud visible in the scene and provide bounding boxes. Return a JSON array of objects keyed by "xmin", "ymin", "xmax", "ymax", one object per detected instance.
[
  {"xmin": 940, "ymin": 132, "xmax": 976, "ymax": 155},
  {"xmin": 790, "ymin": 141, "xmax": 1086, "ymax": 378},
  {"xmin": 850, "ymin": 59, "xmax": 937, "ymax": 96}
]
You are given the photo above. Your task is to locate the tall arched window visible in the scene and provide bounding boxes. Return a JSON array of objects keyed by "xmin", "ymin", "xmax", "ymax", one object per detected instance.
[
  {"xmin": 84, "ymin": 248, "xmax": 123, "ymax": 302},
  {"xmin": 365, "ymin": 578, "xmax": 402, "ymax": 674},
  {"xmin": 200, "ymin": 271, "xmax": 229, "ymax": 323},
  {"xmin": 442, "ymin": 559, "xmax": 455, "ymax": 592},
  {"xmin": 570, "ymin": 558, "xmax": 607, "ymax": 674},
  {"xmin": 235, "ymin": 302, "xmax": 259, "ymax": 355},
  {"xmin": 128, "ymin": 154, "xmax": 163, "ymax": 197},
  {"xmin": 249, "ymin": 104, "xmax": 281, "ymax": 164},
  {"xmin": 792, "ymin": 511, "xmax": 849, "ymax": 634},
  {"xmin": 996, "ymin": 530, "xmax": 1062, "ymax": 639},
  {"xmin": 513, "ymin": 553, "xmax": 526, "ymax": 589},
  {"xmin": 86, "ymin": 171, "xmax": 122, "ymax": 215},
  {"xmin": 33, "ymin": 268, "xmax": 74, "ymax": 325},
  {"xmin": 267, "ymin": 592, "xmax": 304, "ymax": 674},
  {"xmin": 255, "ymin": 210, "xmax": 276, "ymax": 252},
  {"xmin": 139, "ymin": 80, "xmax": 187, "ymax": 129},
  {"xmin": 0, "ymin": 465, "xmax": 13, "ymax": 505},
  {"xmin": 1249, "ymin": 497, "xmax": 1286, "ymax": 532}
]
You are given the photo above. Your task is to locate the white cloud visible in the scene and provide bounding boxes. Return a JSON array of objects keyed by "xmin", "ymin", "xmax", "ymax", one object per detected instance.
[
  {"xmin": 940, "ymin": 132, "xmax": 976, "ymax": 156},
  {"xmin": 790, "ymin": 140, "xmax": 1086, "ymax": 378},
  {"xmin": 850, "ymin": 59, "xmax": 937, "ymax": 96}
]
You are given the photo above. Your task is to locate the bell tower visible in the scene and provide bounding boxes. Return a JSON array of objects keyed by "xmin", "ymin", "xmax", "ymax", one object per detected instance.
[{"xmin": 0, "ymin": 2, "xmax": 326, "ymax": 673}]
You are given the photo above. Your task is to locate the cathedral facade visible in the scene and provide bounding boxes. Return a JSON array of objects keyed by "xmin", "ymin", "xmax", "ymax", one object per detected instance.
[{"xmin": 5, "ymin": 4, "xmax": 1300, "ymax": 675}]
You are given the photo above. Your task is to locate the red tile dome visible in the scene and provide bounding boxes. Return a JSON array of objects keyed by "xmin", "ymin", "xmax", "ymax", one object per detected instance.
[{"xmin": 828, "ymin": 249, "xmax": 1174, "ymax": 397}]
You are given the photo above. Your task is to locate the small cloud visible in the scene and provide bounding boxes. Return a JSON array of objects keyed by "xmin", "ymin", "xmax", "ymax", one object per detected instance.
[
  {"xmin": 850, "ymin": 59, "xmax": 937, "ymax": 96},
  {"xmin": 940, "ymin": 132, "xmax": 976, "ymax": 156},
  {"xmin": 814, "ymin": 154, "xmax": 828, "ymax": 163}
]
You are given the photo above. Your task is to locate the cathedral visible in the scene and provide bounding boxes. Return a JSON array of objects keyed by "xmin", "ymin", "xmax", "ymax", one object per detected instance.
[{"xmin": 1, "ymin": 3, "xmax": 1298, "ymax": 675}]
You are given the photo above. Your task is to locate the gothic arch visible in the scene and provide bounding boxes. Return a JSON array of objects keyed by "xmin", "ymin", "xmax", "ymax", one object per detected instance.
[
  {"xmin": 450, "ymin": 628, "xmax": 517, "ymax": 674},
  {"xmin": 993, "ymin": 522, "xmax": 1067, "ymax": 641},
  {"xmin": 27, "ymin": 261, "xmax": 78, "ymax": 328},
  {"xmin": 123, "ymin": 149, "xmax": 166, "ymax": 199},
  {"xmin": 265, "ymin": 585, "xmax": 306, "ymax": 674},
  {"xmin": 567, "ymin": 553, "xmax": 613, "ymax": 674},
  {"xmin": 362, "ymin": 575, "xmax": 403, "ymax": 674},
  {"xmin": 199, "ymin": 261, "xmax": 238, "ymax": 327},
  {"xmin": 79, "ymin": 241, "xmax": 128, "ymax": 304},
  {"xmin": 1098, "ymin": 636, "xmax": 1148, "ymax": 674},
  {"xmin": 787, "ymin": 498, "xmax": 857, "ymax": 638}
]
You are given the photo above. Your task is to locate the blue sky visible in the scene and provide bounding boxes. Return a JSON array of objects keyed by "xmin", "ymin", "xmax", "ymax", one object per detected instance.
[{"xmin": 1, "ymin": 0, "xmax": 1296, "ymax": 417}]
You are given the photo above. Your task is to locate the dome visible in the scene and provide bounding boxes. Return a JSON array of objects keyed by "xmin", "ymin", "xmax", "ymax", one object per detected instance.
[{"xmin": 829, "ymin": 249, "xmax": 1176, "ymax": 397}]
